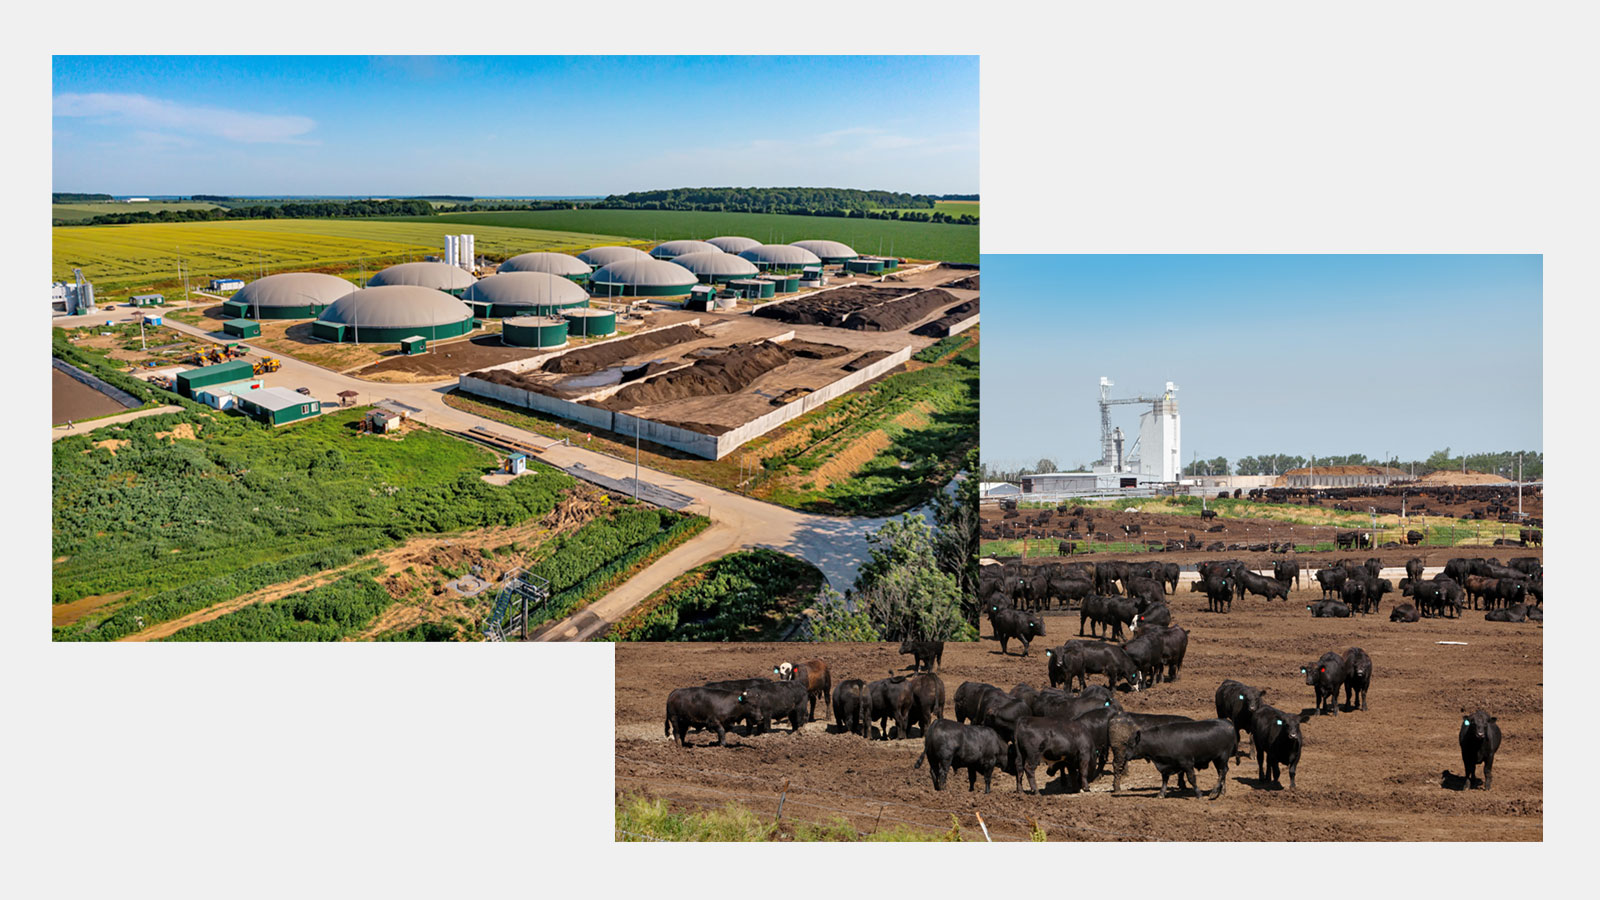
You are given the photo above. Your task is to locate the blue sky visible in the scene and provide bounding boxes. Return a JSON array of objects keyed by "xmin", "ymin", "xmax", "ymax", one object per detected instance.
[
  {"xmin": 980, "ymin": 254, "xmax": 1543, "ymax": 470},
  {"xmin": 51, "ymin": 56, "xmax": 977, "ymax": 196}
]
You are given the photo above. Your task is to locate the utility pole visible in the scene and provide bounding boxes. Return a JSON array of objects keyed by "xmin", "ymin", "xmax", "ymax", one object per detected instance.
[
  {"xmin": 634, "ymin": 420, "xmax": 641, "ymax": 500},
  {"xmin": 1518, "ymin": 452, "xmax": 1523, "ymax": 517}
]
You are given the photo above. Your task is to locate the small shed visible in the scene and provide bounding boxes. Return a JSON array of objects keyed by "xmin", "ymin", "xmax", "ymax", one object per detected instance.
[
  {"xmin": 175, "ymin": 359, "xmax": 255, "ymax": 398},
  {"xmin": 222, "ymin": 318, "xmax": 261, "ymax": 338},
  {"xmin": 365, "ymin": 408, "xmax": 403, "ymax": 433},
  {"xmin": 235, "ymin": 386, "xmax": 322, "ymax": 427},
  {"xmin": 130, "ymin": 293, "xmax": 165, "ymax": 307},
  {"xmin": 505, "ymin": 452, "xmax": 528, "ymax": 476},
  {"xmin": 210, "ymin": 278, "xmax": 245, "ymax": 292},
  {"xmin": 400, "ymin": 335, "xmax": 427, "ymax": 355}
]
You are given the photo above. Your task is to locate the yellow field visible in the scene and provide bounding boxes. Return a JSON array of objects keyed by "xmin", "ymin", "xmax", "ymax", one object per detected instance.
[{"xmin": 52, "ymin": 219, "xmax": 632, "ymax": 291}]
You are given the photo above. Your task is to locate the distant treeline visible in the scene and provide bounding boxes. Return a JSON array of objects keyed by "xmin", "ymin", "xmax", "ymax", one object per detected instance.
[
  {"xmin": 56, "ymin": 198, "xmax": 438, "ymax": 226},
  {"xmin": 407, "ymin": 195, "xmax": 473, "ymax": 202},
  {"xmin": 53, "ymin": 192, "xmax": 114, "ymax": 202},
  {"xmin": 935, "ymin": 194, "xmax": 979, "ymax": 201},
  {"xmin": 981, "ymin": 448, "xmax": 1543, "ymax": 482}
]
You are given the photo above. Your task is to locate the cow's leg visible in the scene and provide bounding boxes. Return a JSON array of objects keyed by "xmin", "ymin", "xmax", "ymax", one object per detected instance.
[
  {"xmin": 980, "ymin": 767, "xmax": 993, "ymax": 794},
  {"xmin": 1483, "ymin": 756, "xmax": 1493, "ymax": 790},
  {"xmin": 1157, "ymin": 771, "xmax": 1170, "ymax": 799},
  {"xmin": 1212, "ymin": 759, "xmax": 1228, "ymax": 798}
]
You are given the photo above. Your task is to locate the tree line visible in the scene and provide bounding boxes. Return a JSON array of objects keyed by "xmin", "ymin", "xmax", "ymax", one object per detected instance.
[
  {"xmin": 55, "ymin": 198, "xmax": 438, "ymax": 226},
  {"xmin": 980, "ymin": 449, "xmax": 1543, "ymax": 482}
]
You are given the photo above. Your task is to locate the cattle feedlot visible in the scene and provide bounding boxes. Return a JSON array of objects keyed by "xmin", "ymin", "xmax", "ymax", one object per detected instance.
[{"xmin": 614, "ymin": 575, "xmax": 1542, "ymax": 841}]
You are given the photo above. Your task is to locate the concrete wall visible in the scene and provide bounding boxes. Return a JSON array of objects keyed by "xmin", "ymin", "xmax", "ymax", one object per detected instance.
[
  {"xmin": 481, "ymin": 318, "xmax": 702, "ymax": 377},
  {"xmin": 457, "ymin": 375, "xmax": 615, "ymax": 432},
  {"xmin": 944, "ymin": 312, "xmax": 980, "ymax": 336},
  {"xmin": 52, "ymin": 358, "xmax": 143, "ymax": 410}
]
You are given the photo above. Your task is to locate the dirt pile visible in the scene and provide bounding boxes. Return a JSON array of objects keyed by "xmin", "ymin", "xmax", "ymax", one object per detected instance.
[
  {"xmin": 466, "ymin": 367, "xmax": 572, "ymax": 399},
  {"xmin": 753, "ymin": 285, "xmax": 922, "ymax": 329},
  {"xmin": 542, "ymin": 324, "xmax": 705, "ymax": 375},
  {"xmin": 942, "ymin": 273, "xmax": 979, "ymax": 289},
  {"xmin": 589, "ymin": 341, "xmax": 797, "ymax": 411},
  {"xmin": 780, "ymin": 339, "xmax": 850, "ymax": 359},
  {"xmin": 1416, "ymin": 470, "xmax": 1515, "ymax": 485},
  {"xmin": 850, "ymin": 289, "xmax": 961, "ymax": 331},
  {"xmin": 912, "ymin": 297, "xmax": 979, "ymax": 337}
]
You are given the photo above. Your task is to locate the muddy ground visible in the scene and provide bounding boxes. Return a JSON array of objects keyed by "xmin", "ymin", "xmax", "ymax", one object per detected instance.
[
  {"xmin": 614, "ymin": 585, "xmax": 1542, "ymax": 841},
  {"xmin": 53, "ymin": 369, "xmax": 130, "ymax": 423},
  {"xmin": 983, "ymin": 505, "xmax": 1542, "ymax": 568}
]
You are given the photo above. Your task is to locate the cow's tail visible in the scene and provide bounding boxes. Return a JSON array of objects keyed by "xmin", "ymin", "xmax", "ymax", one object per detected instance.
[
  {"xmin": 663, "ymin": 711, "xmax": 671, "ymax": 738},
  {"xmin": 823, "ymin": 669, "xmax": 833, "ymax": 710},
  {"xmin": 914, "ymin": 749, "xmax": 927, "ymax": 769}
]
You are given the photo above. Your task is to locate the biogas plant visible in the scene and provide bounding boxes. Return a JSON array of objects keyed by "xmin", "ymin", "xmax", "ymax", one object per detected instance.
[{"xmin": 80, "ymin": 232, "xmax": 979, "ymax": 460}]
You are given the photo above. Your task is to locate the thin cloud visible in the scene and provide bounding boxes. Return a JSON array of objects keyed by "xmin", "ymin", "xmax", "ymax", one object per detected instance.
[{"xmin": 53, "ymin": 92, "xmax": 316, "ymax": 144}]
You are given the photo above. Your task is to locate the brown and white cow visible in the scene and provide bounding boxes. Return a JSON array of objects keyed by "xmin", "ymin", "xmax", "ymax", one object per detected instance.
[{"xmin": 775, "ymin": 659, "xmax": 832, "ymax": 721}]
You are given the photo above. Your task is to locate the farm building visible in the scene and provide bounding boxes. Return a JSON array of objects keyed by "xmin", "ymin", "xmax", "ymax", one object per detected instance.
[
  {"xmin": 578, "ymin": 246, "xmax": 651, "ymax": 268},
  {"xmin": 739, "ymin": 244, "xmax": 822, "ymax": 272},
  {"xmin": 1281, "ymin": 466, "xmax": 1412, "ymax": 489},
  {"xmin": 565, "ymin": 307, "xmax": 617, "ymax": 337},
  {"xmin": 130, "ymin": 293, "xmax": 165, "ymax": 307},
  {"xmin": 497, "ymin": 251, "xmax": 592, "ymax": 282},
  {"xmin": 649, "ymin": 240, "xmax": 720, "ymax": 260},
  {"xmin": 235, "ymin": 386, "xmax": 322, "ymax": 427},
  {"xmin": 791, "ymin": 240, "xmax": 858, "ymax": 264},
  {"xmin": 706, "ymin": 236, "xmax": 762, "ymax": 255},
  {"xmin": 669, "ymin": 251, "xmax": 761, "ymax": 284},
  {"xmin": 461, "ymin": 272, "xmax": 591, "ymax": 318},
  {"xmin": 221, "ymin": 318, "xmax": 261, "ymax": 338},
  {"xmin": 979, "ymin": 482, "xmax": 1022, "ymax": 498},
  {"xmin": 174, "ymin": 359, "xmax": 255, "ymax": 398},
  {"xmin": 193, "ymin": 378, "xmax": 264, "ymax": 410},
  {"xmin": 366, "ymin": 261, "xmax": 477, "ymax": 294},
  {"xmin": 222, "ymin": 272, "xmax": 357, "ymax": 319},
  {"xmin": 209, "ymin": 278, "xmax": 245, "ymax": 292},
  {"xmin": 502, "ymin": 315, "xmax": 569, "ymax": 348},
  {"xmin": 310, "ymin": 285, "xmax": 475, "ymax": 343},
  {"xmin": 588, "ymin": 258, "xmax": 698, "ymax": 298}
]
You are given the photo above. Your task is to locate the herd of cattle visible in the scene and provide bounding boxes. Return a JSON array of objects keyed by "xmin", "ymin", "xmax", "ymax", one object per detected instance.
[
  {"xmin": 659, "ymin": 645, "xmax": 1507, "ymax": 798},
  {"xmin": 979, "ymin": 553, "xmax": 1543, "ymax": 625}
]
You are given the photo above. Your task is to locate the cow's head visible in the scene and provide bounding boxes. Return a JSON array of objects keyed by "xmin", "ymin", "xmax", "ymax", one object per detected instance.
[
  {"xmin": 1461, "ymin": 709, "xmax": 1496, "ymax": 742},
  {"xmin": 775, "ymin": 662, "xmax": 794, "ymax": 680}
]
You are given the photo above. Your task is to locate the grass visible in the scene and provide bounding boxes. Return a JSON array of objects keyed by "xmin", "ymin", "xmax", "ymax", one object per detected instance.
[
  {"xmin": 604, "ymin": 549, "xmax": 824, "ymax": 641},
  {"xmin": 878, "ymin": 200, "xmax": 979, "ymax": 218},
  {"xmin": 51, "ymin": 398, "xmax": 576, "ymax": 640},
  {"xmin": 52, "ymin": 218, "xmax": 629, "ymax": 295},
  {"xmin": 381, "ymin": 208, "xmax": 978, "ymax": 264},
  {"xmin": 615, "ymin": 794, "xmax": 953, "ymax": 842},
  {"xmin": 444, "ymin": 331, "xmax": 977, "ymax": 516}
]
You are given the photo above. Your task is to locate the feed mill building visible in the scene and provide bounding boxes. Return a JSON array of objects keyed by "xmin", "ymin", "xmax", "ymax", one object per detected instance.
[
  {"xmin": 311, "ymin": 285, "xmax": 476, "ymax": 343},
  {"xmin": 221, "ymin": 272, "xmax": 357, "ymax": 319}
]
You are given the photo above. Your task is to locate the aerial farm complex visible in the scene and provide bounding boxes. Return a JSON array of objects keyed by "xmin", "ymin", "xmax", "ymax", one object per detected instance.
[{"xmin": 52, "ymin": 224, "xmax": 980, "ymax": 643}]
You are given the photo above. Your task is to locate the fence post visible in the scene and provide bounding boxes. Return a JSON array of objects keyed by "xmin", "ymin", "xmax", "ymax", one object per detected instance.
[{"xmin": 774, "ymin": 777, "xmax": 789, "ymax": 822}]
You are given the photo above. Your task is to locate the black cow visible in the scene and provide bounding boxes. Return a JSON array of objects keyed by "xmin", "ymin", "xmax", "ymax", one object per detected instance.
[
  {"xmin": 899, "ymin": 640, "xmax": 944, "ymax": 672},
  {"xmin": 1079, "ymin": 595, "xmax": 1138, "ymax": 641},
  {"xmin": 1120, "ymin": 630, "xmax": 1165, "ymax": 689},
  {"xmin": 1125, "ymin": 719, "xmax": 1238, "ymax": 799},
  {"xmin": 1308, "ymin": 600, "xmax": 1353, "ymax": 618},
  {"xmin": 1153, "ymin": 624, "xmax": 1189, "ymax": 683},
  {"xmin": 1104, "ymin": 711, "xmax": 1194, "ymax": 791},
  {"xmin": 1485, "ymin": 604, "xmax": 1530, "ymax": 623},
  {"xmin": 1249, "ymin": 705, "xmax": 1302, "ymax": 789},
  {"xmin": 742, "ymin": 680, "xmax": 809, "ymax": 734},
  {"xmin": 1125, "ymin": 575, "xmax": 1166, "ymax": 607},
  {"xmin": 914, "ymin": 719, "xmax": 1011, "ymax": 792},
  {"xmin": 1239, "ymin": 570, "xmax": 1290, "ymax": 601},
  {"xmin": 1189, "ymin": 574, "xmax": 1234, "ymax": 613},
  {"xmin": 987, "ymin": 605, "xmax": 1046, "ymax": 656},
  {"xmin": 1273, "ymin": 559, "xmax": 1301, "ymax": 589},
  {"xmin": 1459, "ymin": 709, "xmax": 1502, "ymax": 790},
  {"xmin": 1200, "ymin": 509, "xmax": 1219, "ymax": 521},
  {"xmin": 1315, "ymin": 567, "xmax": 1349, "ymax": 600},
  {"xmin": 1389, "ymin": 603, "xmax": 1420, "ymax": 623},
  {"xmin": 954, "ymin": 681, "xmax": 1010, "ymax": 726},
  {"xmin": 1341, "ymin": 647, "xmax": 1373, "ymax": 712},
  {"xmin": 1215, "ymin": 679, "xmax": 1267, "ymax": 758},
  {"xmin": 1009, "ymin": 716, "xmax": 1098, "ymax": 794},
  {"xmin": 665, "ymin": 687, "xmax": 748, "ymax": 747},
  {"xmin": 1133, "ymin": 602, "xmax": 1172, "ymax": 633},
  {"xmin": 1406, "ymin": 530, "xmax": 1425, "ymax": 545},
  {"xmin": 1051, "ymin": 640, "xmax": 1142, "ymax": 692},
  {"xmin": 867, "ymin": 676, "xmax": 916, "ymax": 740},
  {"xmin": 907, "ymin": 672, "xmax": 946, "ymax": 735},
  {"xmin": 1302, "ymin": 652, "xmax": 1346, "ymax": 716},
  {"xmin": 1405, "ymin": 557, "xmax": 1424, "ymax": 583},
  {"xmin": 831, "ymin": 679, "xmax": 871, "ymax": 737}
]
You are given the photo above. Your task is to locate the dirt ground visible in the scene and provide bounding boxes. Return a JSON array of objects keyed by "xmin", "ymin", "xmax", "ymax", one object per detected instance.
[
  {"xmin": 983, "ymin": 503, "xmax": 1542, "ymax": 563},
  {"xmin": 614, "ymin": 590, "xmax": 1542, "ymax": 841},
  {"xmin": 53, "ymin": 369, "xmax": 130, "ymax": 423}
]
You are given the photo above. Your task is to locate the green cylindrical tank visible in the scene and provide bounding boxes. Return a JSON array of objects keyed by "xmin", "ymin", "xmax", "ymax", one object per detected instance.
[
  {"xmin": 502, "ymin": 316, "xmax": 569, "ymax": 348},
  {"xmin": 729, "ymin": 279, "xmax": 776, "ymax": 300},
  {"xmin": 845, "ymin": 258, "xmax": 885, "ymax": 274},
  {"xmin": 564, "ymin": 308, "xmax": 617, "ymax": 338},
  {"xmin": 758, "ymin": 273, "xmax": 799, "ymax": 293}
]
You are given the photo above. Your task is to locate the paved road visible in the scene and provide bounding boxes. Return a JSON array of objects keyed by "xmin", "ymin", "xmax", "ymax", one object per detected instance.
[{"xmin": 145, "ymin": 315, "xmax": 912, "ymax": 637}]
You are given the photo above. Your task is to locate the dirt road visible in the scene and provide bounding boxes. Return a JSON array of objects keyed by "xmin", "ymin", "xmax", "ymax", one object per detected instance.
[{"xmin": 614, "ymin": 583, "xmax": 1542, "ymax": 841}]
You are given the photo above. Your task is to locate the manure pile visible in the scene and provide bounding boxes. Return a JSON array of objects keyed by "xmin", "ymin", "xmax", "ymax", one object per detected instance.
[{"xmin": 588, "ymin": 341, "xmax": 798, "ymax": 411}]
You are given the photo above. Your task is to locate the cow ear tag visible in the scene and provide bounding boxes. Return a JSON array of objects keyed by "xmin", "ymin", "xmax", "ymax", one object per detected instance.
[
  {"xmin": 1276, "ymin": 719, "xmax": 1282, "ymax": 726},
  {"xmin": 1464, "ymin": 718, "xmax": 1471, "ymax": 726}
]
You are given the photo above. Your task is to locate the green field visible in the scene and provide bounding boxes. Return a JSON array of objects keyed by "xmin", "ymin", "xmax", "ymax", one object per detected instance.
[
  {"xmin": 52, "ymin": 201, "xmax": 224, "ymax": 223},
  {"xmin": 879, "ymin": 200, "xmax": 979, "ymax": 218},
  {"xmin": 382, "ymin": 208, "xmax": 978, "ymax": 263},
  {"xmin": 52, "ymin": 218, "xmax": 630, "ymax": 292}
]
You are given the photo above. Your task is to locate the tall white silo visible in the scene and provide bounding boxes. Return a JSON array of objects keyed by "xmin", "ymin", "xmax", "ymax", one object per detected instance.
[{"xmin": 1137, "ymin": 382, "xmax": 1181, "ymax": 482}]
